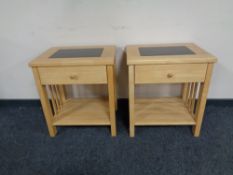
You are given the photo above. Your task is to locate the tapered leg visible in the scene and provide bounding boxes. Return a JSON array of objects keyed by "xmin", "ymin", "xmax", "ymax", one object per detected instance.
[
  {"xmin": 128, "ymin": 66, "xmax": 135, "ymax": 137},
  {"xmin": 32, "ymin": 68, "xmax": 57, "ymax": 137},
  {"xmin": 107, "ymin": 66, "xmax": 117, "ymax": 136},
  {"xmin": 193, "ymin": 64, "xmax": 214, "ymax": 137}
]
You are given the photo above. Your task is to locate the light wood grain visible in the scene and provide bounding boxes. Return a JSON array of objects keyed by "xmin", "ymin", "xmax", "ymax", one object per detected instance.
[
  {"xmin": 113, "ymin": 64, "xmax": 118, "ymax": 110},
  {"xmin": 32, "ymin": 68, "xmax": 57, "ymax": 137},
  {"xmin": 127, "ymin": 43, "xmax": 217, "ymax": 65},
  {"xmin": 185, "ymin": 83, "xmax": 192, "ymax": 106},
  {"xmin": 188, "ymin": 83, "xmax": 195, "ymax": 110},
  {"xmin": 53, "ymin": 98, "xmax": 110, "ymax": 125},
  {"xmin": 29, "ymin": 45, "xmax": 115, "ymax": 67},
  {"xmin": 126, "ymin": 43, "xmax": 217, "ymax": 137},
  {"xmin": 135, "ymin": 98, "xmax": 195, "ymax": 125},
  {"xmin": 193, "ymin": 64, "xmax": 214, "ymax": 137},
  {"xmin": 128, "ymin": 65, "xmax": 135, "ymax": 137},
  {"xmin": 38, "ymin": 66, "xmax": 107, "ymax": 85},
  {"xmin": 48, "ymin": 85, "xmax": 59, "ymax": 114},
  {"xmin": 135, "ymin": 64, "xmax": 207, "ymax": 84},
  {"xmin": 58, "ymin": 85, "xmax": 67, "ymax": 104},
  {"xmin": 182, "ymin": 83, "xmax": 189, "ymax": 101},
  {"xmin": 190, "ymin": 83, "xmax": 198, "ymax": 114},
  {"xmin": 107, "ymin": 66, "xmax": 117, "ymax": 136},
  {"xmin": 54, "ymin": 85, "xmax": 62, "ymax": 111},
  {"xmin": 29, "ymin": 45, "xmax": 116, "ymax": 137}
]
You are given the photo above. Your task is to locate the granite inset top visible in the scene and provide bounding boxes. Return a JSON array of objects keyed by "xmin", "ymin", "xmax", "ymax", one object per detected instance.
[
  {"xmin": 139, "ymin": 46, "xmax": 195, "ymax": 56},
  {"xmin": 49, "ymin": 48, "xmax": 103, "ymax": 58}
]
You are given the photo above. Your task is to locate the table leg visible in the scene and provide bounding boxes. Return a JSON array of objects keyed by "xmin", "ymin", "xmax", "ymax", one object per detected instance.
[
  {"xmin": 32, "ymin": 68, "xmax": 57, "ymax": 137},
  {"xmin": 107, "ymin": 66, "xmax": 117, "ymax": 136},
  {"xmin": 113, "ymin": 64, "xmax": 118, "ymax": 111},
  {"xmin": 129, "ymin": 65, "xmax": 135, "ymax": 137},
  {"xmin": 193, "ymin": 64, "xmax": 214, "ymax": 137}
]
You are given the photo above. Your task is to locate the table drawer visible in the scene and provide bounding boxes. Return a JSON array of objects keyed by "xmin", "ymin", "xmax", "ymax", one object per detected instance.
[
  {"xmin": 38, "ymin": 66, "xmax": 107, "ymax": 85},
  {"xmin": 135, "ymin": 64, "xmax": 207, "ymax": 84}
]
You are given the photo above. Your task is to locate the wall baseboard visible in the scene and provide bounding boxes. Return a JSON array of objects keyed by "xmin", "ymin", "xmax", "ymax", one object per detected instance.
[{"xmin": 0, "ymin": 99, "xmax": 233, "ymax": 107}]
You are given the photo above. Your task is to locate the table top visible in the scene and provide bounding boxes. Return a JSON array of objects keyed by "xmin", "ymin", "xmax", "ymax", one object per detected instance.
[
  {"xmin": 29, "ymin": 45, "xmax": 115, "ymax": 67},
  {"xmin": 126, "ymin": 43, "xmax": 217, "ymax": 65}
]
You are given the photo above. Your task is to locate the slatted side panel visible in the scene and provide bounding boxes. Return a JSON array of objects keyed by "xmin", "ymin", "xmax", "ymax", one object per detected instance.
[
  {"xmin": 183, "ymin": 82, "xmax": 200, "ymax": 116},
  {"xmin": 46, "ymin": 85, "xmax": 65, "ymax": 116}
]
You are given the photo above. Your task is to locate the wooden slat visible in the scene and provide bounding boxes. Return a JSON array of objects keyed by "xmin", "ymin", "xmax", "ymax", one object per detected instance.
[
  {"xmin": 54, "ymin": 85, "xmax": 62, "ymax": 110},
  {"xmin": 188, "ymin": 83, "xmax": 195, "ymax": 112},
  {"xmin": 185, "ymin": 83, "xmax": 191, "ymax": 106},
  {"xmin": 48, "ymin": 85, "xmax": 58, "ymax": 115},
  {"xmin": 182, "ymin": 83, "xmax": 189, "ymax": 101},
  {"xmin": 51, "ymin": 85, "xmax": 60, "ymax": 112},
  {"xmin": 58, "ymin": 85, "xmax": 67, "ymax": 104},
  {"xmin": 190, "ymin": 83, "xmax": 198, "ymax": 114}
]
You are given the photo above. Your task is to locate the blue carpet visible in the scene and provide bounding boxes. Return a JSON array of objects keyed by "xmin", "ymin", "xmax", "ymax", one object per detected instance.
[{"xmin": 0, "ymin": 99, "xmax": 232, "ymax": 175}]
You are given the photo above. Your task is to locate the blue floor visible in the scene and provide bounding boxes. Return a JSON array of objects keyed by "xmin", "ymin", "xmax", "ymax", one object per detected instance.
[{"xmin": 0, "ymin": 100, "xmax": 232, "ymax": 175}]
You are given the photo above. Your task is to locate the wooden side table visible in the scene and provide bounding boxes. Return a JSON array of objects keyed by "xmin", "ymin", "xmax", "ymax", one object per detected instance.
[
  {"xmin": 126, "ymin": 43, "xmax": 217, "ymax": 137},
  {"xmin": 29, "ymin": 46, "xmax": 117, "ymax": 137}
]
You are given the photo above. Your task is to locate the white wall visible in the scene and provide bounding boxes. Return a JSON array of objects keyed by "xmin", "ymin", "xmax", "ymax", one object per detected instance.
[{"xmin": 0, "ymin": 0, "xmax": 232, "ymax": 99}]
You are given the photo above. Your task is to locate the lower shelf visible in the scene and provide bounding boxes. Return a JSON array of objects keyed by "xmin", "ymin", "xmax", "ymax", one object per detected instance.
[
  {"xmin": 135, "ymin": 97, "xmax": 196, "ymax": 126},
  {"xmin": 53, "ymin": 98, "xmax": 110, "ymax": 126}
]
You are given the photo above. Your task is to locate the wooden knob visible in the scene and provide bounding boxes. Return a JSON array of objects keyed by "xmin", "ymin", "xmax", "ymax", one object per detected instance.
[
  {"xmin": 70, "ymin": 75, "xmax": 79, "ymax": 80},
  {"xmin": 167, "ymin": 73, "xmax": 174, "ymax": 78}
]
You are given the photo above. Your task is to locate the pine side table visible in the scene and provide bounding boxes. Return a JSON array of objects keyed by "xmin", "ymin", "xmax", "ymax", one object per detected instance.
[
  {"xmin": 126, "ymin": 43, "xmax": 217, "ymax": 137},
  {"xmin": 29, "ymin": 46, "xmax": 117, "ymax": 137}
]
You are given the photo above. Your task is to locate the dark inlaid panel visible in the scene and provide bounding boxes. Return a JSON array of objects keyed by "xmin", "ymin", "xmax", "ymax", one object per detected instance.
[
  {"xmin": 139, "ymin": 46, "xmax": 195, "ymax": 56},
  {"xmin": 50, "ymin": 48, "xmax": 103, "ymax": 58}
]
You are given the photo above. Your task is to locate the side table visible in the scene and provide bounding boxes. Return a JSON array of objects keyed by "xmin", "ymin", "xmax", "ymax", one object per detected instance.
[
  {"xmin": 29, "ymin": 46, "xmax": 117, "ymax": 137},
  {"xmin": 126, "ymin": 43, "xmax": 217, "ymax": 137}
]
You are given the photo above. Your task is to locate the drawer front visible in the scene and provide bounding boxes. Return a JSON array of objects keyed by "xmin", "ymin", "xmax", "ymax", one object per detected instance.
[
  {"xmin": 38, "ymin": 66, "xmax": 107, "ymax": 85},
  {"xmin": 135, "ymin": 64, "xmax": 207, "ymax": 84}
]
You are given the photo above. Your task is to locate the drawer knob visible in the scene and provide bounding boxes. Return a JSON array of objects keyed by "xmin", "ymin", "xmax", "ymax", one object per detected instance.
[
  {"xmin": 70, "ymin": 75, "xmax": 79, "ymax": 80},
  {"xmin": 167, "ymin": 73, "xmax": 174, "ymax": 78}
]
